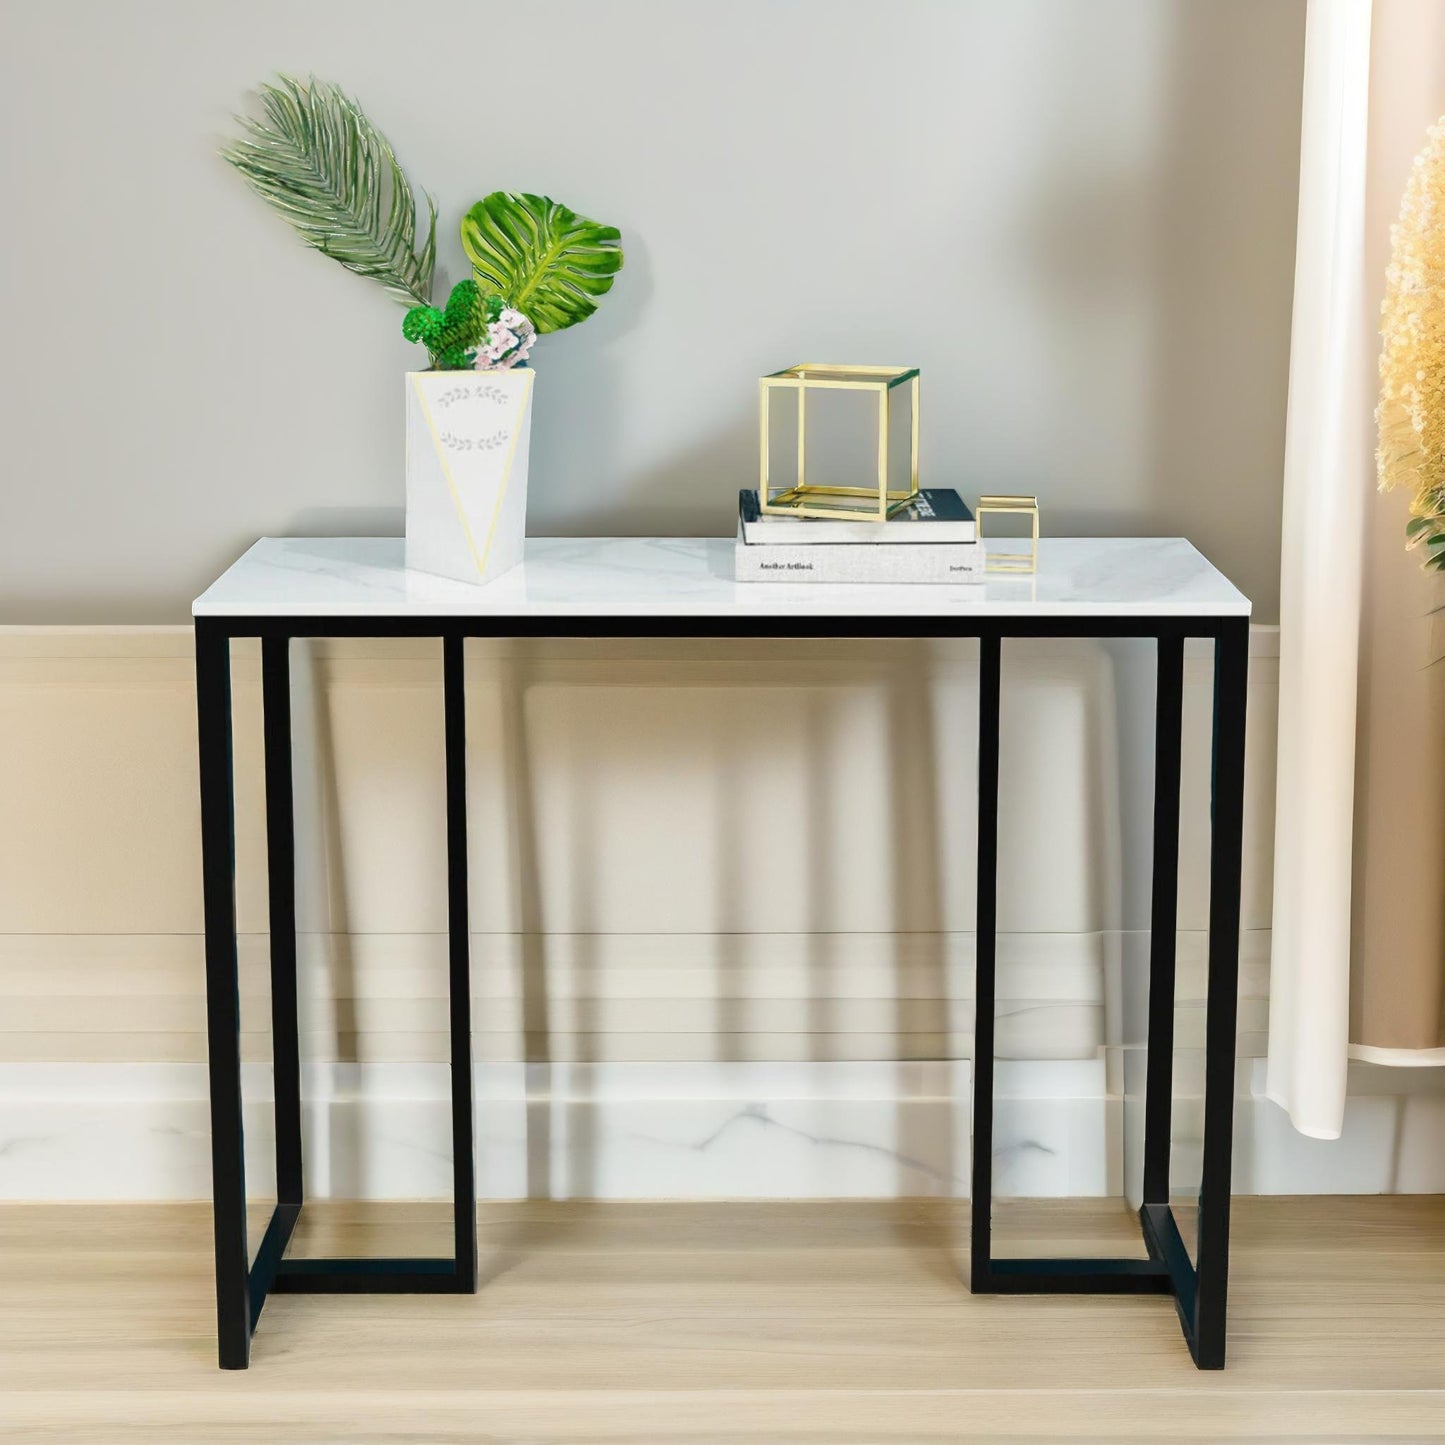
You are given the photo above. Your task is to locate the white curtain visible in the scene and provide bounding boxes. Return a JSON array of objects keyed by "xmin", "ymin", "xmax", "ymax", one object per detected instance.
[
  {"xmin": 1269, "ymin": 0, "xmax": 1445, "ymax": 1138},
  {"xmin": 1267, "ymin": 0, "xmax": 1373, "ymax": 1140}
]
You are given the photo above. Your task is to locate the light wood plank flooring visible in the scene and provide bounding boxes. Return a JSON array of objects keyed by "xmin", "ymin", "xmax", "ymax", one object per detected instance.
[{"xmin": 0, "ymin": 1198, "xmax": 1441, "ymax": 1442}]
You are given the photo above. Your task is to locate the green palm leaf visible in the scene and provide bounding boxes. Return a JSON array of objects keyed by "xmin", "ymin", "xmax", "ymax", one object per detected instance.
[
  {"xmin": 460, "ymin": 191, "xmax": 622, "ymax": 334},
  {"xmin": 222, "ymin": 75, "xmax": 436, "ymax": 307}
]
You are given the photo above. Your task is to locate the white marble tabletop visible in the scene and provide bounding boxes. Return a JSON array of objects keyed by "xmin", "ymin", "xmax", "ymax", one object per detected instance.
[{"xmin": 192, "ymin": 536, "xmax": 1250, "ymax": 618}]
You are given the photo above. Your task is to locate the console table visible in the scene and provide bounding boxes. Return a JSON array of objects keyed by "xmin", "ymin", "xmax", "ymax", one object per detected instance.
[{"xmin": 193, "ymin": 535, "xmax": 1250, "ymax": 1370}]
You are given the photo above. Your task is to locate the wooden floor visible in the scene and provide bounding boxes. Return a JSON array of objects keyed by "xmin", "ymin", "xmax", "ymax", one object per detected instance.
[{"xmin": 0, "ymin": 1198, "xmax": 1441, "ymax": 1442}]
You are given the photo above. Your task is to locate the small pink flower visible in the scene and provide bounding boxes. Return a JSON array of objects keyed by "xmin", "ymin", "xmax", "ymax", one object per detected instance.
[{"xmin": 473, "ymin": 310, "xmax": 537, "ymax": 370}]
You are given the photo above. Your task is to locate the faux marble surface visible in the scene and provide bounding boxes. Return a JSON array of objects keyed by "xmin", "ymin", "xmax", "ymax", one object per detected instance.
[
  {"xmin": 0, "ymin": 1061, "xmax": 1113, "ymax": 1201},
  {"xmin": 6, "ymin": 1060, "xmax": 1440, "ymax": 1200},
  {"xmin": 192, "ymin": 536, "xmax": 1250, "ymax": 618}
]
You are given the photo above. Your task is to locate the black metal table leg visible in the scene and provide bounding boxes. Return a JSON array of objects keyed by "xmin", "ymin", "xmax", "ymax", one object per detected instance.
[
  {"xmin": 197, "ymin": 620, "xmax": 252, "ymax": 1369},
  {"xmin": 199, "ymin": 625, "xmax": 480, "ymax": 1369},
  {"xmin": 263, "ymin": 637, "xmax": 304, "ymax": 1211},
  {"xmin": 1137, "ymin": 632, "xmax": 1194, "ymax": 1346},
  {"xmin": 971, "ymin": 629, "xmax": 1171, "ymax": 1295},
  {"xmin": 970, "ymin": 634, "xmax": 1001, "ymax": 1288},
  {"xmin": 268, "ymin": 632, "xmax": 477, "ymax": 1302},
  {"xmin": 1142, "ymin": 635, "xmax": 1184, "ymax": 1207},
  {"xmin": 245, "ymin": 637, "xmax": 306, "ymax": 1331},
  {"xmin": 443, "ymin": 634, "xmax": 479, "ymax": 1289},
  {"xmin": 1191, "ymin": 618, "xmax": 1249, "ymax": 1368},
  {"xmin": 969, "ymin": 620, "xmax": 1245, "ymax": 1368}
]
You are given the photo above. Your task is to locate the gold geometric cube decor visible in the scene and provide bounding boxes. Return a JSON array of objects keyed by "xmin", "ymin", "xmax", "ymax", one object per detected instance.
[
  {"xmin": 977, "ymin": 495, "xmax": 1040, "ymax": 574},
  {"xmin": 759, "ymin": 364, "xmax": 920, "ymax": 520}
]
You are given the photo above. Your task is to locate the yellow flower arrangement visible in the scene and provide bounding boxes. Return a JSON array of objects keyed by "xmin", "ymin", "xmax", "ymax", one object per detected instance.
[{"xmin": 1378, "ymin": 118, "xmax": 1445, "ymax": 571}]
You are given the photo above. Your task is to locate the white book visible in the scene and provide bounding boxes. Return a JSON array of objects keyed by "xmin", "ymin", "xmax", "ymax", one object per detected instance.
[{"xmin": 734, "ymin": 529, "xmax": 985, "ymax": 585}]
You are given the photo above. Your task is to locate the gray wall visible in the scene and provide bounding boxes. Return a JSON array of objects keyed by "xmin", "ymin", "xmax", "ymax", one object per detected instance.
[{"xmin": 0, "ymin": 0, "xmax": 1304, "ymax": 623}]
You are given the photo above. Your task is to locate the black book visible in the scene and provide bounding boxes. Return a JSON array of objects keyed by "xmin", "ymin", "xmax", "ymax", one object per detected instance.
[{"xmin": 738, "ymin": 489, "xmax": 976, "ymax": 545}]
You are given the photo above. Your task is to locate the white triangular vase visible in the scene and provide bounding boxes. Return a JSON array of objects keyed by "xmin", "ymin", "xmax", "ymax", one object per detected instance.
[{"xmin": 405, "ymin": 369, "xmax": 535, "ymax": 585}]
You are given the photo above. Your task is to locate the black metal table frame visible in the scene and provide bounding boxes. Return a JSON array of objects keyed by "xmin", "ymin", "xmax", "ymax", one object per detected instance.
[{"xmin": 196, "ymin": 611, "xmax": 1248, "ymax": 1370}]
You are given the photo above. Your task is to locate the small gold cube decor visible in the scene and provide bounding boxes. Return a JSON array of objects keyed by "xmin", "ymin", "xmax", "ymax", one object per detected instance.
[
  {"xmin": 977, "ymin": 495, "xmax": 1040, "ymax": 573},
  {"xmin": 759, "ymin": 364, "xmax": 920, "ymax": 520}
]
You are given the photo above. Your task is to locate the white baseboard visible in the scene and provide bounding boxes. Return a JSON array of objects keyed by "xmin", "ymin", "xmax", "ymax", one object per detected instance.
[
  {"xmin": 0, "ymin": 1060, "xmax": 1077, "ymax": 1201},
  {"xmin": 2, "ymin": 1056, "xmax": 1438, "ymax": 1202}
]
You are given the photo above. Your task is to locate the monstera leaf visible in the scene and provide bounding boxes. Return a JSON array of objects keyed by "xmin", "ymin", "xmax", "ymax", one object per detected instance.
[
  {"xmin": 222, "ymin": 75, "xmax": 437, "ymax": 307},
  {"xmin": 460, "ymin": 192, "xmax": 623, "ymax": 334}
]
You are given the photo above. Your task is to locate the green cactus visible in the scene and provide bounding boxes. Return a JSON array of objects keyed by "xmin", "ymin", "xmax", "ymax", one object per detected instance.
[{"xmin": 402, "ymin": 280, "xmax": 503, "ymax": 370}]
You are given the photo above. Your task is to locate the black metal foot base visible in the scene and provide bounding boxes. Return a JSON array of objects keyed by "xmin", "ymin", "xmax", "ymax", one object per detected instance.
[
  {"xmin": 227, "ymin": 1200, "xmax": 476, "ymax": 1366},
  {"xmin": 971, "ymin": 1202, "xmax": 1219, "ymax": 1368},
  {"xmin": 274, "ymin": 1255, "xmax": 472, "ymax": 1294}
]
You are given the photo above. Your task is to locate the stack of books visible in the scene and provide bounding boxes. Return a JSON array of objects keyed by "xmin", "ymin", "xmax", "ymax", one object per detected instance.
[{"xmin": 733, "ymin": 489, "xmax": 984, "ymax": 583}]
